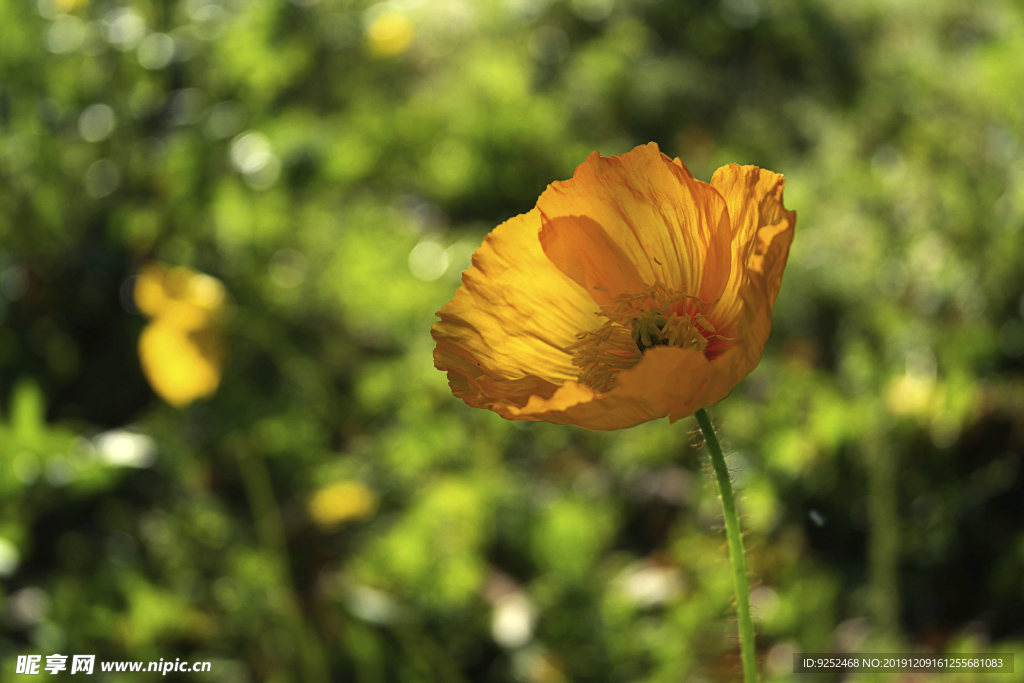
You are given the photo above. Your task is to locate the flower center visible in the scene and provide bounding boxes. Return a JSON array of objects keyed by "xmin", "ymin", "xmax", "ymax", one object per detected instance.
[{"xmin": 568, "ymin": 282, "xmax": 730, "ymax": 392}]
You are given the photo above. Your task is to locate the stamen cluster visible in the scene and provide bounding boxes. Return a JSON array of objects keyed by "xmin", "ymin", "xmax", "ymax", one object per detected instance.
[{"xmin": 568, "ymin": 282, "xmax": 728, "ymax": 392}]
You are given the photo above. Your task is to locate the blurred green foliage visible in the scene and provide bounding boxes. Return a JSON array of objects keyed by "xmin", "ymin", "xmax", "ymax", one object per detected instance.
[{"xmin": 2, "ymin": 0, "xmax": 1024, "ymax": 681}]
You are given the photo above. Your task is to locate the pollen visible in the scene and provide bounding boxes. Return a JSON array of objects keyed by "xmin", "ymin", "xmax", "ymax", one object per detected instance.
[{"xmin": 568, "ymin": 282, "xmax": 731, "ymax": 392}]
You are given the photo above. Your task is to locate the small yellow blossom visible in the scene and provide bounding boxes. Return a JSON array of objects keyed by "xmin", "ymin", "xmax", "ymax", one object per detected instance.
[
  {"xmin": 366, "ymin": 8, "xmax": 414, "ymax": 57},
  {"xmin": 885, "ymin": 374, "xmax": 936, "ymax": 418},
  {"xmin": 55, "ymin": 0, "xmax": 88, "ymax": 12},
  {"xmin": 135, "ymin": 263, "xmax": 226, "ymax": 407},
  {"xmin": 308, "ymin": 481, "xmax": 377, "ymax": 528}
]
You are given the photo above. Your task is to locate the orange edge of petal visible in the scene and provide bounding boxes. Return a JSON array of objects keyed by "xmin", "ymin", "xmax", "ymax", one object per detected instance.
[{"xmin": 482, "ymin": 346, "xmax": 715, "ymax": 431}]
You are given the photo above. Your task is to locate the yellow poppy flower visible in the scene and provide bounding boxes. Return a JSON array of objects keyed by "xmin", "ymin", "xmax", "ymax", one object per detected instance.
[
  {"xmin": 431, "ymin": 142, "xmax": 795, "ymax": 431},
  {"xmin": 135, "ymin": 263, "xmax": 226, "ymax": 408}
]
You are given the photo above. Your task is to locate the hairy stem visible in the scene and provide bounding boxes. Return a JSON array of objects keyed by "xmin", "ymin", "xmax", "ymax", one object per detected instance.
[{"xmin": 695, "ymin": 408, "xmax": 757, "ymax": 683}]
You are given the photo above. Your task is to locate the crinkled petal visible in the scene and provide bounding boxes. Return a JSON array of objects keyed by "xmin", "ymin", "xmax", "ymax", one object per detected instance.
[
  {"xmin": 537, "ymin": 143, "xmax": 732, "ymax": 306},
  {"xmin": 499, "ymin": 346, "xmax": 714, "ymax": 431},
  {"xmin": 538, "ymin": 214, "xmax": 644, "ymax": 307},
  {"xmin": 701, "ymin": 164, "xmax": 796, "ymax": 406},
  {"xmin": 432, "ymin": 208, "xmax": 603, "ymax": 406}
]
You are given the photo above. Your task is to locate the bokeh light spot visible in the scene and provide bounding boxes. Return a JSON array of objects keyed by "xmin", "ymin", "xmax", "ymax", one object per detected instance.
[
  {"xmin": 491, "ymin": 593, "xmax": 536, "ymax": 649},
  {"xmin": 137, "ymin": 33, "xmax": 176, "ymax": 69},
  {"xmin": 84, "ymin": 159, "xmax": 121, "ymax": 198},
  {"xmin": 46, "ymin": 15, "xmax": 86, "ymax": 53},
  {"xmin": 230, "ymin": 131, "xmax": 281, "ymax": 190},
  {"xmin": 230, "ymin": 131, "xmax": 272, "ymax": 174},
  {"xmin": 570, "ymin": 0, "xmax": 613, "ymax": 22},
  {"xmin": 78, "ymin": 103, "xmax": 116, "ymax": 142},
  {"xmin": 408, "ymin": 239, "xmax": 448, "ymax": 281},
  {"xmin": 720, "ymin": 0, "xmax": 759, "ymax": 29},
  {"xmin": 269, "ymin": 249, "xmax": 308, "ymax": 288},
  {"xmin": 205, "ymin": 101, "xmax": 246, "ymax": 140},
  {"xmin": 94, "ymin": 430, "xmax": 157, "ymax": 467},
  {"xmin": 104, "ymin": 7, "xmax": 145, "ymax": 51},
  {"xmin": 0, "ymin": 539, "xmax": 20, "ymax": 577}
]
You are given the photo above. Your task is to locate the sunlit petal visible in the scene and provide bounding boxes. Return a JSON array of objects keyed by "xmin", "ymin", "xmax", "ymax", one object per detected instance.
[
  {"xmin": 432, "ymin": 208, "xmax": 603, "ymax": 390},
  {"xmin": 538, "ymin": 143, "xmax": 732, "ymax": 306},
  {"xmin": 703, "ymin": 165, "xmax": 796, "ymax": 406},
  {"xmin": 500, "ymin": 346, "xmax": 714, "ymax": 431}
]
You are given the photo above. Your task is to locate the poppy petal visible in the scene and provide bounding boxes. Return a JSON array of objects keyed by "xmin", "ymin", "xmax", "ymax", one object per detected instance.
[
  {"xmin": 702, "ymin": 164, "xmax": 796, "ymax": 406},
  {"xmin": 432, "ymin": 208, "xmax": 603, "ymax": 402},
  {"xmin": 500, "ymin": 345, "xmax": 714, "ymax": 431},
  {"xmin": 537, "ymin": 143, "xmax": 732, "ymax": 306}
]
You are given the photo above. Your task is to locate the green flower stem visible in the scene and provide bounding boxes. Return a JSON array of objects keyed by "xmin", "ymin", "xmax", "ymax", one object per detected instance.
[{"xmin": 695, "ymin": 408, "xmax": 757, "ymax": 683}]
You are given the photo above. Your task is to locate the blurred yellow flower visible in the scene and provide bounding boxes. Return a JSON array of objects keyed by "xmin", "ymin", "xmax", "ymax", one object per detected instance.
[
  {"xmin": 432, "ymin": 142, "xmax": 796, "ymax": 430},
  {"xmin": 308, "ymin": 481, "xmax": 377, "ymax": 528},
  {"xmin": 55, "ymin": 0, "xmax": 88, "ymax": 11},
  {"xmin": 885, "ymin": 374, "xmax": 936, "ymax": 418},
  {"xmin": 135, "ymin": 263, "xmax": 226, "ymax": 408},
  {"xmin": 366, "ymin": 8, "xmax": 414, "ymax": 56}
]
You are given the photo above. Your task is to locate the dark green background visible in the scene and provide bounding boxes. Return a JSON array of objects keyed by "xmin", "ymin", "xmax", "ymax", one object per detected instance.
[{"xmin": 1, "ymin": 0, "xmax": 1023, "ymax": 680}]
